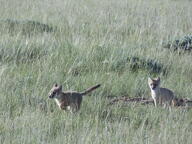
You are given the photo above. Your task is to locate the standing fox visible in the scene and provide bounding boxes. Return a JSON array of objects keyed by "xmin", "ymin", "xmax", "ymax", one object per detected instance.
[
  {"xmin": 48, "ymin": 83, "xmax": 101, "ymax": 112},
  {"xmin": 148, "ymin": 77, "xmax": 176, "ymax": 107}
]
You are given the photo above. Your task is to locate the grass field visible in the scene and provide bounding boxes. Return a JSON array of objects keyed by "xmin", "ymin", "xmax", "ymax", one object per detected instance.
[{"xmin": 1, "ymin": 0, "xmax": 192, "ymax": 143}]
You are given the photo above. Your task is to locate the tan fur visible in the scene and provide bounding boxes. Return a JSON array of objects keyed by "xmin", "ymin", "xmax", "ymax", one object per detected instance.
[
  {"xmin": 148, "ymin": 77, "xmax": 176, "ymax": 107},
  {"xmin": 48, "ymin": 83, "xmax": 101, "ymax": 112}
]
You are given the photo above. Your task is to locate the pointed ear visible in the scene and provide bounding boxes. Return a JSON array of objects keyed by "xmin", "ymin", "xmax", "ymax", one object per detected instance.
[
  {"xmin": 58, "ymin": 85, "xmax": 62, "ymax": 91},
  {"xmin": 54, "ymin": 83, "xmax": 58, "ymax": 87},
  {"xmin": 148, "ymin": 77, "xmax": 152, "ymax": 83},
  {"xmin": 156, "ymin": 77, "xmax": 160, "ymax": 82}
]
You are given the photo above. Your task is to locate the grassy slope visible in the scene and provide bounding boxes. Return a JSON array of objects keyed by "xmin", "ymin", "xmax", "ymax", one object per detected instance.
[{"xmin": 0, "ymin": 0, "xmax": 192, "ymax": 143}]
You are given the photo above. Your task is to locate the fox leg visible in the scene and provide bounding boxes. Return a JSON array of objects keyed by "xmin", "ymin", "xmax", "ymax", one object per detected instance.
[
  {"xmin": 69, "ymin": 103, "xmax": 79, "ymax": 113},
  {"xmin": 159, "ymin": 97, "xmax": 163, "ymax": 106},
  {"xmin": 60, "ymin": 101, "xmax": 69, "ymax": 110},
  {"xmin": 60, "ymin": 104, "xmax": 67, "ymax": 110},
  {"xmin": 153, "ymin": 98, "xmax": 157, "ymax": 107}
]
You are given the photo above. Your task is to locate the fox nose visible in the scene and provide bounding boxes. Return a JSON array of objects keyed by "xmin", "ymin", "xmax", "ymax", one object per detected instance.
[
  {"xmin": 151, "ymin": 84, "xmax": 157, "ymax": 90},
  {"xmin": 152, "ymin": 86, "xmax": 156, "ymax": 90},
  {"xmin": 49, "ymin": 95, "xmax": 53, "ymax": 99}
]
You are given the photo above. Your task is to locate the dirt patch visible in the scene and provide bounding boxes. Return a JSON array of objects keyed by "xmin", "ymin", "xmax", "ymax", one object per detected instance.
[
  {"xmin": 107, "ymin": 96, "xmax": 192, "ymax": 108},
  {"xmin": 107, "ymin": 96, "xmax": 154, "ymax": 106}
]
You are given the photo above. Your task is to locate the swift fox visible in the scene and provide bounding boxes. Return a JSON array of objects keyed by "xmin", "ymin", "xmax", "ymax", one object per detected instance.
[
  {"xmin": 48, "ymin": 83, "xmax": 101, "ymax": 112},
  {"xmin": 148, "ymin": 77, "xmax": 176, "ymax": 107}
]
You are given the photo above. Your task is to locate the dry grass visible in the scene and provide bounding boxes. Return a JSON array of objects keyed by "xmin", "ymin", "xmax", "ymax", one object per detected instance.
[{"xmin": 0, "ymin": 0, "xmax": 192, "ymax": 143}]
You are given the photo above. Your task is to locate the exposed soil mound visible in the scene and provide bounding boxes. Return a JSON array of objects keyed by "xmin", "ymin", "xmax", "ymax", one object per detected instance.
[
  {"xmin": 108, "ymin": 96, "xmax": 192, "ymax": 108},
  {"xmin": 107, "ymin": 96, "xmax": 154, "ymax": 106}
]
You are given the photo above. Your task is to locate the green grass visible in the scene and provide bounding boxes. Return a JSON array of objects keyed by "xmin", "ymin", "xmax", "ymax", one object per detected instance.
[{"xmin": 1, "ymin": 0, "xmax": 192, "ymax": 143}]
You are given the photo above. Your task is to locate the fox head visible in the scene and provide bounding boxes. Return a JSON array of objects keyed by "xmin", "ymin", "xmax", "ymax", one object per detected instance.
[
  {"xmin": 48, "ymin": 83, "xmax": 62, "ymax": 99},
  {"xmin": 148, "ymin": 77, "xmax": 160, "ymax": 90}
]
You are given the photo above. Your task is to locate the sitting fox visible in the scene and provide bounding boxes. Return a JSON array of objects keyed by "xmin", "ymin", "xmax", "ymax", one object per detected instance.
[
  {"xmin": 48, "ymin": 83, "xmax": 101, "ymax": 112},
  {"xmin": 148, "ymin": 77, "xmax": 176, "ymax": 107}
]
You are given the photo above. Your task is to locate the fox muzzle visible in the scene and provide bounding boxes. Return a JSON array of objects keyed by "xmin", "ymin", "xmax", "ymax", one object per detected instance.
[
  {"xmin": 49, "ymin": 93, "xmax": 55, "ymax": 99},
  {"xmin": 49, "ymin": 95, "xmax": 54, "ymax": 99},
  {"xmin": 151, "ymin": 84, "xmax": 157, "ymax": 90}
]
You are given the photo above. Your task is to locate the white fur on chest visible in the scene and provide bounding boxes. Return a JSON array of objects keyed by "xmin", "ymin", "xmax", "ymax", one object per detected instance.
[
  {"xmin": 54, "ymin": 98, "xmax": 71, "ymax": 110},
  {"xmin": 150, "ymin": 89, "xmax": 159, "ymax": 99},
  {"xmin": 54, "ymin": 98, "xmax": 61, "ymax": 107}
]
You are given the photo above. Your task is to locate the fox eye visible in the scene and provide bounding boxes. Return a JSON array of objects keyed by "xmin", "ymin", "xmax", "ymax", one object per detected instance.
[{"xmin": 53, "ymin": 91, "xmax": 56, "ymax": 95}]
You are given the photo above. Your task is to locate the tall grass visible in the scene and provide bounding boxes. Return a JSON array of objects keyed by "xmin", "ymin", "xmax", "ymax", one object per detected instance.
[{"xmin": 0, "ymin": 0, "xmax": 192, "ymax": 143}]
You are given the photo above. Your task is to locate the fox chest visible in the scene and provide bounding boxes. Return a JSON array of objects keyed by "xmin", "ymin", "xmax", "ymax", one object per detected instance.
[
  {"xmin": 54, "ymin": 99, "xmax": 62, "ymax": 107},
  {"xmin": 54, "ymin": 98, "xmax": 70, "ymax": 110},
  {"xmin": 151, "ymin": 91, "xmax": 160, "ymax": 99}
]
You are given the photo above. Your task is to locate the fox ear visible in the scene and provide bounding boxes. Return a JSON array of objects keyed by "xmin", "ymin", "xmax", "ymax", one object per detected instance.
[
  {"xmin": 148, "ymin": 77, "xmax": 152, "ymax": 82},
  {"xmin": 156, "ymin": 77, "xmax": 160, "ymax": 82},
  {"xmin": 54, "ymin": 83, "xmax": 58, "ymax": 87},
  {"xmin": 58, "ymin": 85, "xmax": 62, "ymax": 91}
]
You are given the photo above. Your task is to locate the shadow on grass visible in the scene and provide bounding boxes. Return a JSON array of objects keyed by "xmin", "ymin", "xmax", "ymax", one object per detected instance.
[
  {"xmin": 163, "ymin": 35, "xmax": 192, "ymax": 52},
  {"xmin": 67, "ymin": 54, "xmax": 168, "ymax": 76},
  {"xmin": 0, "ymin": 45, "xmax": 51, "ymax": 64},
  {"xmin": 0, "ymin": 19, "xmax": 55, "ymax": 36},
  {"xmin": 110, "ymin": 56, "xmax": 168, "ymax": 75}
]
